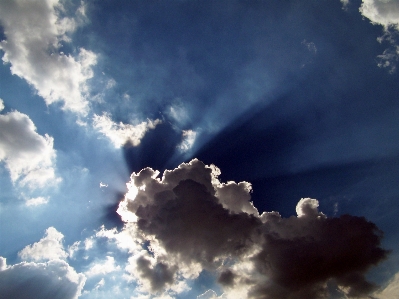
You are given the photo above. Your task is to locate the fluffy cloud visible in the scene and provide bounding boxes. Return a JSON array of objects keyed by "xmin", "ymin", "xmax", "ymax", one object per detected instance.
[
  {"xmin": 0, "ymin": 257, "xmax": 85, "ymax": 299},
  {"xmin": 93, "ymin": 112, "xmax": 161, "ymax": 148},
  {"xmin": 0, "ymin": 110, "xmax": 59, "ymax": 190},
  {"xmin": 0, "ymin": 0, "xmax": 96, "ymax": 115},
  {"xmin": 360, "ymin": 0, "xmax": 399, "ymax": 27},
  {"xmin": 18, "ymin": 227, "xmax": 68, "ymax": 261},
  {"xmin": 117, "ymin": 159, "xmax": 389, "ymax": 298},
  {"xmin": 359, "ymin": 0, "xmax": 399, "ymax": 72}
]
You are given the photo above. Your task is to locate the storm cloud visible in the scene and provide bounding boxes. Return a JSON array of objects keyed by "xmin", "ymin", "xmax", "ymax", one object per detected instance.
[{"xmin": 117, "ymin": 159, "xmax": 389, "ymax": 298}]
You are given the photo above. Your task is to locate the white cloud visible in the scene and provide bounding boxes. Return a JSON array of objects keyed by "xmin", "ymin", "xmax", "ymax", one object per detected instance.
[
  {"xmin": 25, "ymin": 196, "xmax": 49, "ymax": 207},
  {"xmin": 85, "ymin": 256, "xmax": 121, "ymax": 277},
  {"xmin": 0, "ymin": 98, "xmax": 4, "ymax": 112},
  {"xmin": 0, "ymin": 258, "xmax": 85, "ymax": 299},
  {"xmin": 0, "ymin": 110, "xmax": 60, "ymax": 190},
  {"xmin": 197, "ymin": 289, "xmax": 219, "ymax": 299},
  {"xmin": 0, "ymin": 0, "xmax": 96, "ymax": 115},
  {"xmin": 360, "ymin": 0, "xmax": 399, "ymax": 27},
  {"xmin": 93, "ymin": 112, "xmax": 161, "ymax": 148},
  {"xmin": 18, "ymin": 227, "xmax": 68, "ymax": 262},
  {"xmin": 359, "ymin": 0, "xmax": 399, "ymax": 72},
  {"xmin": 374, "ymin": 272, "xmax": 399, "ymax": 299},
  {"xmin": 0, "ymin": 257, "xmax": 6, "ymax": 271},
  {"xmin": 178, "ymin": 129, "xmax": 197, "ymax": 152}
]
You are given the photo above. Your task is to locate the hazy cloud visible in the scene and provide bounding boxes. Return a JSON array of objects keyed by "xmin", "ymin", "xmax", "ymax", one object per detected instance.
[
  {"xmin": 0, "ymin": 0, "xmax": 96, "ymax": 115},
  {"xmin": 18, "ymin": 227, "xmax": 68, "ymax": 262},
  {"xmin": 93, "ymin": 112, "xmax": 161, "ymax": 148},
  {"xmin": 0, "ymin": 110, "xmax": 60, "ymax": 191},
  {"xmin": 117, "ymin": 159, "xmax": 389, "ymax": 298},
  {"xmin": 85, "ymin": 256, "xmax": 120, "ymax": 277},
  {"xmin": 178, "ymin": 129, "xmax": 197, "ymax": 152},
  {"xmin": 25, "ymin": 196, "xmax": 49, "ymax": 207}
]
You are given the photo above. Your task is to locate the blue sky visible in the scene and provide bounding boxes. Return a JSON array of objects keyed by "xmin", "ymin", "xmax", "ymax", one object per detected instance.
[{"xmin": 1, "ymin": 0, "xmax": 399, "ymax": 298}]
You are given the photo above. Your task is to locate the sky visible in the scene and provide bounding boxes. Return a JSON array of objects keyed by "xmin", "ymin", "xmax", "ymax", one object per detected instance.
[{"xmin": 1, "ymin": 0, "xmax": 399, "ymax": 298}]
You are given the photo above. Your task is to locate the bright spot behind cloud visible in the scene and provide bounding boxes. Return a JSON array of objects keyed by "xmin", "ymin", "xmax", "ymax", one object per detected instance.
[{"xmin": 115, "ymin": 159, "xmax": 389, "ymax": 298}]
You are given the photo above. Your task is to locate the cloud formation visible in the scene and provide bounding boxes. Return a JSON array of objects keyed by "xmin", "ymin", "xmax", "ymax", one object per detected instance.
[
  {"xmin": 359, "ymin": 0, "xmax": 399, "ymax": 72},
  {"xmin": 93, "ymin": 112, "xmax": 161, "ymax": 148},
  {"xmin": 0, "ymin": 258, "xmax": 85, "ymax": 299},
  {"xmin": 18, "ymin": 227, "xmax": 68, "ymax": 262},
  {"xmin": 0, "ymin": 0, "xmax": 96, "ymax": 115},
  {"xmin": 0, "ymin": 110, "xmax": 59, "ymax": 190},
  {"xmin": 117, "ymin": 159, "xmax": 389, "ymax": 298}
]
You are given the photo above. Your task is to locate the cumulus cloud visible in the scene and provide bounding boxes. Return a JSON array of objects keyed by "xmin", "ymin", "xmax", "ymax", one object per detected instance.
[
  {"xmin": 117, "ymin": 159, "xmax": 389, "ymax": 298},
  {"xmin": 0, "ymin": 258, "xmax": 85, "ymax": 299},
  {"xmin": 93, "ymin": 112, "xmax": 161, "ymax": 148},
  {"xmin": 360, "ymin": 0, "xmax": 399, "ymax": 27},
  {"xmin": 0, "ymin": 0, "xmax": 96, "ymax": 115},
  {"xmin": 0, "ymin": 110, "xmax": 60, "ymax": 190},
  {"xmin": 18, "ymin": 227, "xmax": 68, "ymax": 262},
  {"xmin": 359, "ymin": 0, "xmax": 399, "ymax": 72}
]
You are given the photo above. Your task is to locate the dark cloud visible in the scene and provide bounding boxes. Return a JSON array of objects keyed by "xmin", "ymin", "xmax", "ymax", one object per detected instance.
[
  {"xmin": 218, "ymin": 269, "xmax": 236, "ymax": 287},
  {"xmin": 118, "ymin": 159, "xmax": 389, "ymax": 298},
  {"xmin": 0, "ymin": 259, "xmax": 85, "ymax": 299},
  {"xmin": 135, "ymin": 256, "xmax": 177, "ymax": 292}
]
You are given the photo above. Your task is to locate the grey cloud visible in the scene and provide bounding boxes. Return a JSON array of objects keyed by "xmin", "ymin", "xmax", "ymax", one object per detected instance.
[
  {"xmin": 0, "ymin": 259, "xmax": 85, "ymax": 299},
  {"xmin": 119, "ymin": 159, "xmax": 389, "ymax": 298},
  {"xmin": 218, "ymin": 269, "xmax": 236, "ymax": 287},
  {"xmin": 135, "ymin": 256, "xmax": 177, "ymax": 292}
]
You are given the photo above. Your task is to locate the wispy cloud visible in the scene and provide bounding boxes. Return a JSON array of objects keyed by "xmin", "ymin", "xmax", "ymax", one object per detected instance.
[{"xmin": 93, "ymin": 112, "xmax": 161, "ymax": 148}]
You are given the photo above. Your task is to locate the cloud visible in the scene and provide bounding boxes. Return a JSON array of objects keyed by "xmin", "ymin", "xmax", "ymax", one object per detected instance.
[
  {"xmin": 341, "ymin": 0, "xmax": 350, "ymax": 9},
  {"xmin": 0, "ymin": 110, "xmax": 60, "ymax": 190},
  {"xmin": 358, "ymin": 0, "xmax": 399, "ymax": 72},
  {"xmin": 93, "ymin": 112, "xmax": 161, "ymax": 148},
  {"xmin": 85, "ymin": 256, "xmax": 120, "ymax": 277},
  {"xmin": 117, "ymin": 159, "xmax": 389, "ymax": 298},
  {"xmin": 0, "ymin": 257, "xmax": 85, "ymax": 299},
  {"xmin": 18, "ymin": 227, "xmax": 68, "ymax": 262},
  {"xmin": 25, "ymin": 196, "xmax": 49, "ymax": 207},
  {"xmin": 360, "ymin": 0, "xmax": 399, "ymax": 27},
  {"xmin": 0, "ymin": 0, "xmax": 96, "ymax": 115},
  {"xmin": 0, "ymin": 99, "xmax": 4, "ymax": 112},
  {"xmin": 374, "ymin": 272, "xmax": 399, "ymax": 298},
  {"xmin": 178, "ymin": 129, "xmax": 197, "ymax": 152}
]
